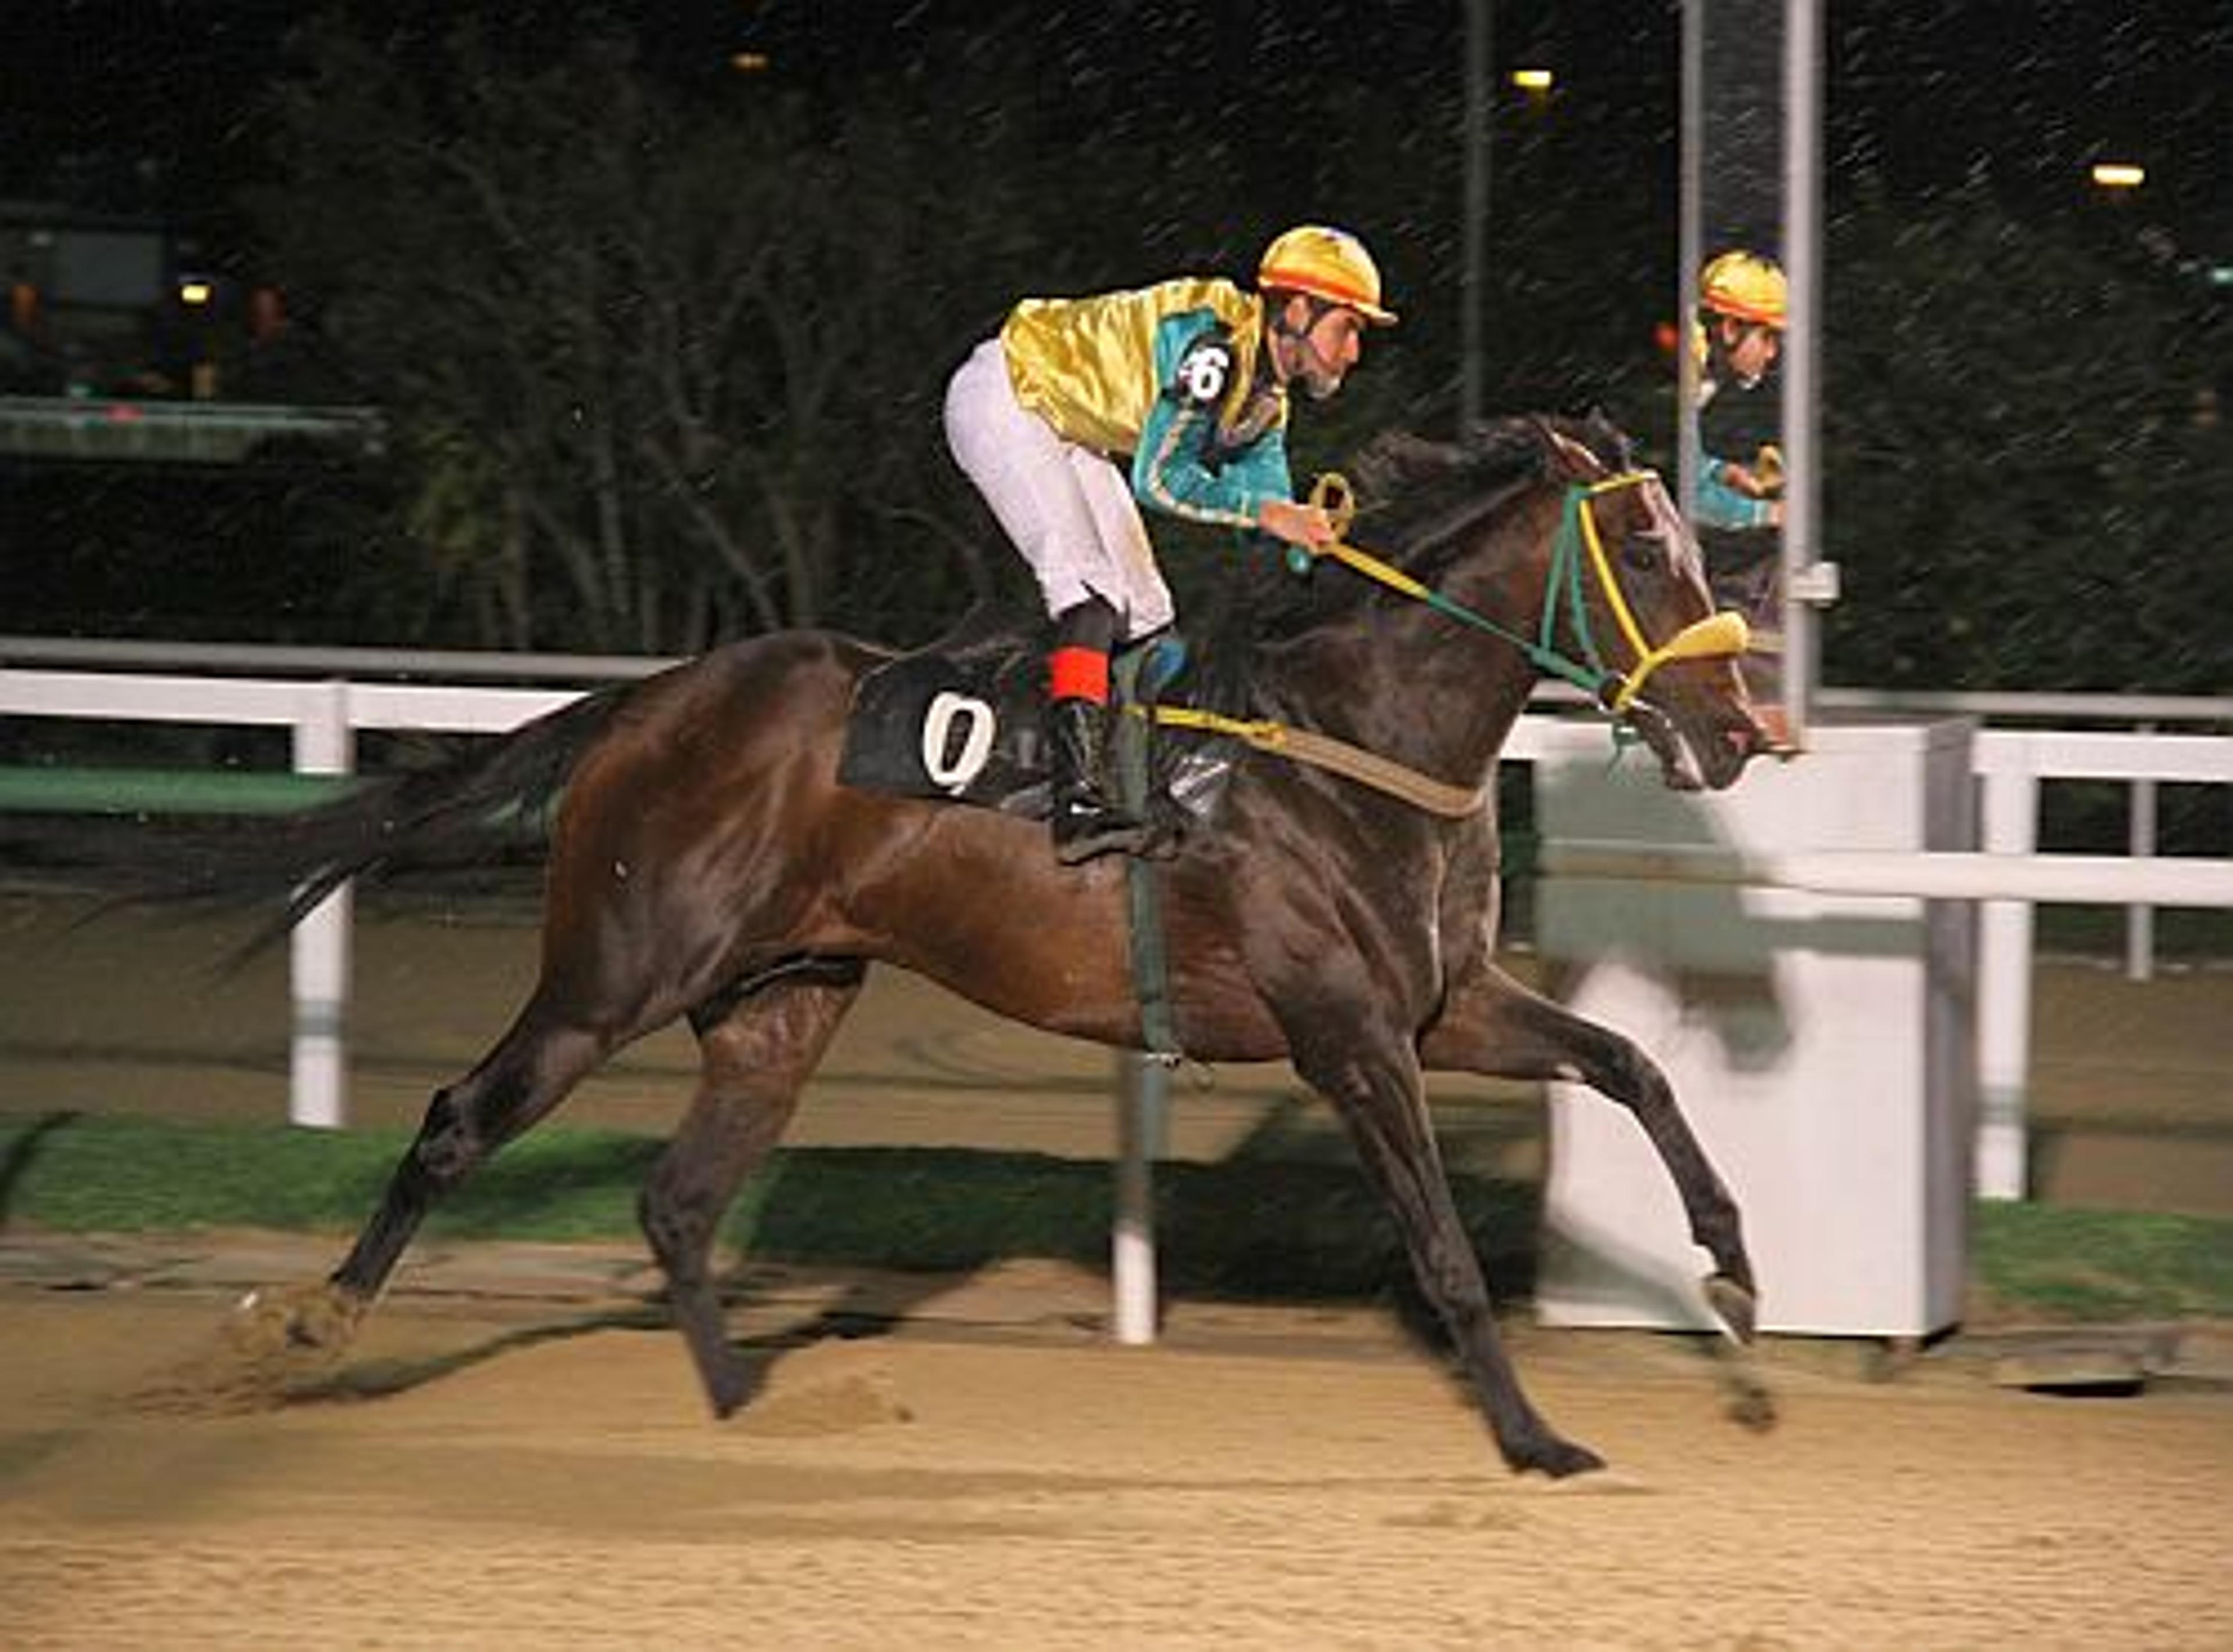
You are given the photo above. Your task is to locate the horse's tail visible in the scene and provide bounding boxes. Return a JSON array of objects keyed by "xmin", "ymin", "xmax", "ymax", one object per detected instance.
[{"xmin": 9, "ymin": 682, "xmax": 632, "ymax": 958}]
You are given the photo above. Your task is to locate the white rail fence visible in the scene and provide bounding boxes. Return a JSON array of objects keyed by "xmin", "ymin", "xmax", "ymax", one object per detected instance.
[{"xmin": 3, "ymin": 655, "xmax": 2230, "ymax": 1215}]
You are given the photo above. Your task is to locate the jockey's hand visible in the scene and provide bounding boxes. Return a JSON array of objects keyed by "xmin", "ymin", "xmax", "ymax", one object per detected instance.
[
  {"xmin": 1257, "ymin": 498, "xmax": 1340, "ymax": 554},
  {"xmin": 1721, "ymin": 462, "xmax": 1771, "ymax": 499}
]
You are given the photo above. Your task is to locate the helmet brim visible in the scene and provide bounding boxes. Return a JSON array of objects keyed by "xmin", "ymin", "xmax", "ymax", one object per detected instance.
[
  {"xmin": 1704, "ymin": 299, "xmax": 1784, "ymax": 330},
  {"xmin": 1263, "ymin": 274, "xmax": 1398, "ymax": 326}
]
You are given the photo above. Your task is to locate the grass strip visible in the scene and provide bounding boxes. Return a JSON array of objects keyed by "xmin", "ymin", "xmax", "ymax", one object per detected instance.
[
  {"xmin": 1970, "ymin": 1201, "xmax": 2233, "ymax": 1322},
  {"xmin": 0, "ymin": 1111, "xmax": 1532, "ymax": 1303},
  {"xmin": 5, "ymin": 1111, "xmax": 2230, "ymax": 1318}
]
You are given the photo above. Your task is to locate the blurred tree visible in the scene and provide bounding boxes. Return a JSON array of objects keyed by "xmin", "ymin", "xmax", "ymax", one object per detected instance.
[
  {"xmin": 242, "ymin": 12, "xmax": 2228, "ymax": 693},
  {"xmin": 1822, "ymin": 179, "xmax": 2233, "ymax": 693},
  {"xmin": 254, "ymin": 20, "xmax": 1039, "ymax": 651}
]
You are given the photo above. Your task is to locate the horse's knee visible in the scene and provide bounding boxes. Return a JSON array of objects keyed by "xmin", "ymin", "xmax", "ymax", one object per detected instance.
[{"xmin": 408, "ymin": 1087, "xmax": 487, "ymax": 1191}]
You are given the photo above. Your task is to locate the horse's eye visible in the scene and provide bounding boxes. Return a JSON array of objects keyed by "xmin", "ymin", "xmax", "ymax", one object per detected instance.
[{"xmin": 1621, "ymin": 536, "xmax": 1663, "ymax": 576}]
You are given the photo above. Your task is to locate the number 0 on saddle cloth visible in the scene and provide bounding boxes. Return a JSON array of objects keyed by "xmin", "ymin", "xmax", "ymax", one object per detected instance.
[{"xmin": 837, "ymin": 611, "xmax": 1219, "ymax": 820}]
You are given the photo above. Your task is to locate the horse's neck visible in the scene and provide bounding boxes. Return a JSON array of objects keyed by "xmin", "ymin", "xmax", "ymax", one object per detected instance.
[{"xmin": 1253, "ymin": 606, "xmax": 1539, "ymax": 789}]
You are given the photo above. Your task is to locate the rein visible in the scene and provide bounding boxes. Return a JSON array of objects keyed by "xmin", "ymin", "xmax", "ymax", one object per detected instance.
[
  {"xmin": 1146, "ymin": 459, "xmax": 1751, "ymax": 819},
  {"xmin": 1305, "ymin": 470, "xmax": 1749, "ymax": 715}
]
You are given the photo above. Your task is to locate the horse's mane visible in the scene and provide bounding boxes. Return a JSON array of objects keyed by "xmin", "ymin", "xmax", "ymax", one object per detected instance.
[
  {"xmin": 1232, "ymin": 412, "xmax": 1631, "ymax": 631},
  {"xmin": 1343, "ymin": 422, "xmax": 1551, "ymax": 583},
  {"xmin": 1344, "ymin": 413, "xmax": 1636, "ymax": 578}
]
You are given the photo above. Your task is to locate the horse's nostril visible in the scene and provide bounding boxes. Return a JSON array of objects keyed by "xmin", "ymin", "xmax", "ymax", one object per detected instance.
[{"xmin": 1722, "ymin": 722, "xmax": 1773, "ymax": 770}]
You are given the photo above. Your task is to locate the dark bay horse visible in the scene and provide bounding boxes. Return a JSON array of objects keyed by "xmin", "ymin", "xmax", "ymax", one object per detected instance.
[{"xmin": 126, "ymin": 414, "xmax": 1768, "ymax": 1477}]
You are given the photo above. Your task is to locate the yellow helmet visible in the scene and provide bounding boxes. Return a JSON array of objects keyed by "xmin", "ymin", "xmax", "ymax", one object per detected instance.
[
  {"xmin": 1699, "ymin": 250, "xmax": 1786, "ymax": 329},
  {"xmin": 1257, "ymin": 224, "xmax": 1397, "ymax": 325}
]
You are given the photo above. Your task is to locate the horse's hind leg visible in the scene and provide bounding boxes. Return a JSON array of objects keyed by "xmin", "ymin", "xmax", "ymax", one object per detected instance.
[
  {"xmin": 331, "ymin": 997, "xmax": 609, "ymax": 1300},
  {"xmin": 640, "ymin": 959, "xmax": 866, "ymax": 1418},
  {"xmin": 229, "ymin": 993, "xmax": 611, "ymax": 1369},
  {"xmin": 1419, "ymin": 964, "xmax": 1757, "ymax": 1340}
]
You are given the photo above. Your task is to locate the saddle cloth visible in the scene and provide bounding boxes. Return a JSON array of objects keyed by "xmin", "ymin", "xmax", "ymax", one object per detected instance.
[{"xmin": 836, "ymin": 606, "xmax": 1229, "ymax": 822}]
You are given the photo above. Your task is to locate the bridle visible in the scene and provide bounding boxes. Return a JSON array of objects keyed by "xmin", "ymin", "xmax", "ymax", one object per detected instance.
[
  {"xmin": 1301, "ymin": 459, "xmax": 1749, "ymax": 722},
  {"xmin": 1142, "ymin": 440, "xmax": 1750, "ymax": 815}
]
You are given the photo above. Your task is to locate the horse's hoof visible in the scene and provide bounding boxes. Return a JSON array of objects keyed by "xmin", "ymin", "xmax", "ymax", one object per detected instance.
[
  {"xmin": 704, "ymin": 1360, "xmax": 753, "ymax": 1420},
  {"xmin": 226, "ymin": 1282, "xmax": 365, "ymax": 1365},
  {"xmin": 1515, "ymin": 1435, "xmax": 1607, "ymax": 1479},
  {"xmin": 1703, "ymin": 1272, "xmax": 1757, "ymax": 1345},
  {"xmin": 1725, "ymin": 1379, "xmax": 1778, "ymax": 1432}
]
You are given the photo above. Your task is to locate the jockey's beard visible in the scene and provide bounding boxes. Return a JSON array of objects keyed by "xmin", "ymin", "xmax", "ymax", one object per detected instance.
[{"xmin": 1290, "ymin": 337, "xmax": 1347, "ymax": 401}]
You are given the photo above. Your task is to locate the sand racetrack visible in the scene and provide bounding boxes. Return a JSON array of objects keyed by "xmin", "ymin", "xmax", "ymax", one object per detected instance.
[
  {"xmin": 2, "ymin": 897, "xmax": 2231, "ymax": 1646},
  {"xmin": 3, "ymin": 1248, "xmax": 2229, "ymax": 1651}
]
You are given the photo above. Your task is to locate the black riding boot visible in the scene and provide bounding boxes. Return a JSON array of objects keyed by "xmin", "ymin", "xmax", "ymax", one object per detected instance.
[{"xmin": 1046, "ymin": 697, "xmax": 1153, "ymax": 865}]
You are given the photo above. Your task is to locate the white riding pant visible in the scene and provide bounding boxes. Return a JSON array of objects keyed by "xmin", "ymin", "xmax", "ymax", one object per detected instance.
[{"xmin": 943, "ymin": 337, "xmax": 1173, "ymax": 641}]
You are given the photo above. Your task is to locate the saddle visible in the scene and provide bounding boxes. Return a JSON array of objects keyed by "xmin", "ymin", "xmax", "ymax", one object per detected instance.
[{"xmin": 836, "ymin": 604, "xmax": 1234, "ymax": 829}]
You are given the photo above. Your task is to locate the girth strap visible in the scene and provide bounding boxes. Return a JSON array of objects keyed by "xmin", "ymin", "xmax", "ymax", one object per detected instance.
[
  {"xmin": 1112, "ymin": 653, "xmax": 1185, "ymax": 1063},
  {"xmin": 1146, "ymin": 705, "xmax": 1488, "ymax": 819}
]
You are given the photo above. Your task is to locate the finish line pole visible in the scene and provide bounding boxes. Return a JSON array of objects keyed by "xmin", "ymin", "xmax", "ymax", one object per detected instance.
[{"xmin": 1113, "ymin": 1051, "xmax": 1167, "ymax": 1345}]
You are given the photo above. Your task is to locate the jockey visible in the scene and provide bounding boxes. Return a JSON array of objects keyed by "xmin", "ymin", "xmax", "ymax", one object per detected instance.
[
  {"xmin": 943, "ymin": 224, "xmax": 1396, "ymax": 864},
  {"xmin": 1692, "ymin": 248, "xmax": 1786, "ymax": 534},
  {"xmin": 1692, "ymin": 248, "xmax": 1793, "ymax": 752}
]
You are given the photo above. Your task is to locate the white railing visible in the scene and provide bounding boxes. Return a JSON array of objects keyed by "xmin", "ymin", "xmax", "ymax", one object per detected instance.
[
  {"xmin": 0, "ymin": 395, "xmax": 386, "ymax": 466},
  {"xmin": 3, "ymin": 650, "xmax": 2230, "ymax": 1208},
  {"xmin": 0, "ymin": 669, "xmax": 580, "ymax": 1130}
]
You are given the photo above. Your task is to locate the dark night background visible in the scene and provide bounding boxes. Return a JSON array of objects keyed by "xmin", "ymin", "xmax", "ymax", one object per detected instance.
[{"xmin": 2, "ymin": 1, "xmax": 2228, "ymax": 691}]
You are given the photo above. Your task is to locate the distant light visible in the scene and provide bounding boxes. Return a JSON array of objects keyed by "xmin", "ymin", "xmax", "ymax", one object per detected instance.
[
  {"xmin": 178, "ymin": 280, "xmax": 213, "ymax": 306},
  {"xmin": 2209, "ymin": 265, "xmax": 2233, "ymax": 290},
  {"xmin": 2090, "ymin": 162, "xmax": 2146, "ymax": 190},
  {"xmin": 729, "ymin": 51, "xmax": 770, "ymax": 73},
  {"xmin": 1510, "ymin": 67, "xmax": 1554, "ymax": 93}
]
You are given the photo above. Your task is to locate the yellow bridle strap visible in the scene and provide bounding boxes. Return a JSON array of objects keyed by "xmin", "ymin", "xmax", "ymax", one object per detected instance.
[
  {"xmin": 1575, "ymin": 473, "xmax": 1656, "ymax": 666},
  {"xmin": 1611, "ymin": 610, "xmax": 1753, "ymax": 712},
  {"xmin": 1574, "ymin": 472, "xmax": 1752, "ymax": 712}
]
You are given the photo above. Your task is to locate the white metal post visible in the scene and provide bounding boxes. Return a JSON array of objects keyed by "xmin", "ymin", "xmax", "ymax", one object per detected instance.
[
  {"xmin": 2127, "ymin": 723, "xmax": 2157, "ymax": 982},
  {"xmin": 290, "ymin": 679, "xmax": 354, "ymax": 1129},
  {"xmin": 1112, "ymin": 1050, "xmax": 1167, "ymax": 1345},
  {"xmin": 1675, "ymin": 0, "xmax": 1704, "ymax": 523},
  {"xmin": 1780, "ymin": 0, "xmax": 1827, "ymax": 738},
  {"xmin": 1459, "ymin": 0, "xmax": 1493, "ymax": 430},
  {"xmin": 1975, "ymin": 763, "xmax": 2039, "ymax": 1198}
]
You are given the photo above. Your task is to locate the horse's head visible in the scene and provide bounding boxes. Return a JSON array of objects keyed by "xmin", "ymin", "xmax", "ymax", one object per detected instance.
[
  {"xmin": 1526, "ymin": 413, "xmax": 1766, "ymax": 791},
  {"xmin": 1296, "ymin": 415, "xmax": 1767, "ymax": 792}
]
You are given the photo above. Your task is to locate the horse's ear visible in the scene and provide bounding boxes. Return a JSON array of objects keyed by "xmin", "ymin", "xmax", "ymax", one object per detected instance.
[
  {"xmin": 1531, "ymin": 416, "xmax": 1604, "ymax": 481},
  {"xmin": 1581, "ymin": 405, "xmax": 1636, "ymax": 469}
]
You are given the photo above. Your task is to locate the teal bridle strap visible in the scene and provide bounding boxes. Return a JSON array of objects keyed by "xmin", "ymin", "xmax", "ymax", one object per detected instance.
[
  {"xmin": 1283, "ymin": 483, "xmax": 1617, "ymax": 699},
  {"xmin": 1537, "ymin": 487, "xmax": 1620, "ymax": 701}
]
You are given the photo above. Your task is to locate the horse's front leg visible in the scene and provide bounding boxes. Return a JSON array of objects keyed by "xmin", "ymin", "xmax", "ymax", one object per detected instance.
[
  {"xmin": 1418, "ymin": 962, "xmax": 1757, "ymax": 1343},
  {"xmin": 1286, "ymin": 1013, "xmax": 1604, "ymax": 1478}
]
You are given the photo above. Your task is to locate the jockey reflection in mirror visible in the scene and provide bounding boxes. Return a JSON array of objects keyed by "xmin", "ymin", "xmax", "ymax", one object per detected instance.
[
  {"xmin": 1693, "ymin": 248, "xmax": 1795, "ymax": 755},
  {"xmin": 942, "ymin": 225, "xmax": 1396, "ymax": 865}
]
